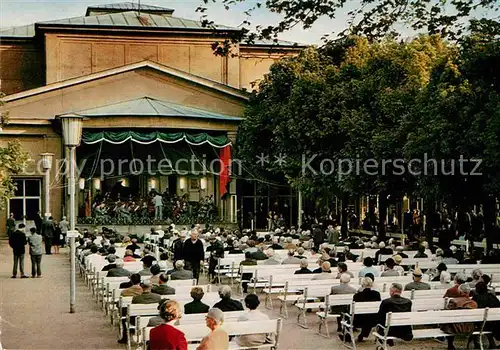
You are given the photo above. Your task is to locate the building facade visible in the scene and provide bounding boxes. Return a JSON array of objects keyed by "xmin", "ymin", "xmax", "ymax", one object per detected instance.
[{"xmin": 0, "ymin": 2, "xmax": 304, "ymax": 236}]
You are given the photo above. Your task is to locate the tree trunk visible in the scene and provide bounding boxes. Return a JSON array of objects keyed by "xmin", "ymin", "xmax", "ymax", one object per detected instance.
[
  {"xmin": 425, "ymin": 198, "xmax": 435, "ymax": 250},
  {"xmin": 483, "ymin": 196, "xmax": 496, "ymax": 252},
  {"xmin": 341, "ymin": 192, "xmax": 349, "ymax": 239},
  {"xmin": 378, "ymin": 192, "xmax": 387, "ymax": 241}
]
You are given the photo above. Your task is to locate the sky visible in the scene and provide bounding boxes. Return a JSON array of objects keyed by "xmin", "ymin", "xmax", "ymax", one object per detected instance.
[{"xmin": 0, "ymin": 0, "xmax": 352, "ymax": 45}]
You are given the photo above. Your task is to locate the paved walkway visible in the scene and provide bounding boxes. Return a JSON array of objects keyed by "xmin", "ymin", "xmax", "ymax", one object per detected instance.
[{"xmin": 0, "ymin": 241, "xmax": 123, "ymax": 349}]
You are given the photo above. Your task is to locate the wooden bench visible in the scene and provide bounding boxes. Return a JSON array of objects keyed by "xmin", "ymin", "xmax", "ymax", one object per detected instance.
[
  {"xmin": 373, "ymin": 308, "xmax": 500, "ymax": 350},
  {"xmin": 135, "ymin": 311, "xmax": 247, "ymax": 346},
  {"xmin": 315, "ymin": 289, "xmax": 448, "ymax": 336},
  {"xmin": 122, "ymin": 294, "xmax": 223, "ymax": 350},
  {"xmin": 337, "ymin": 298, "xmax": 449, "ymax": 345},
  {"xmin": 142, "ymin": 319, "xmax": 283, "ymax": 350}
]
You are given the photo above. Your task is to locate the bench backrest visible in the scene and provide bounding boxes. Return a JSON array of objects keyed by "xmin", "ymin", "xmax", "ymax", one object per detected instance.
[
  {"xmin": 387, "ymin": 308, "xmax": 489, "ymax": 327},
  {"xmin": 143, "ymin": 319, "xmax": 282, "ymax": 343},
  {"xmin": 349, "ymin": 298, "xmax": 448, "ymax": 315},
  {"xmin": 136, "ymin": 311, "xmax": 247, "ymax": 331}
]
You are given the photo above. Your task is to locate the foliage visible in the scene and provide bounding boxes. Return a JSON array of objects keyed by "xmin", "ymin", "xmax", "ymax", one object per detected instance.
[
  {"xmin": 0, "ymin": 95, "xmax": 29, "ymax": 209},
  {"xmin": 236, "ymin": 33, "xmax": 500, "ymax": 239},
  {"xmin": 197, "ymin": 0, "xmax": 499, "ymax": 48}
]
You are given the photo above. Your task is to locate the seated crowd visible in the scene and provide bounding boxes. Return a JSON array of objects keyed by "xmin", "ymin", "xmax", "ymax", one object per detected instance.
[{"xmin": 75, "ymin": 223, "xmax": 500, "ymax": 350}]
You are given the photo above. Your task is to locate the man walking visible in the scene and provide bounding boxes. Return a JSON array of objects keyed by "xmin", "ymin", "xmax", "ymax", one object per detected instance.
[
  {"xmin": 41, "ymin": 216, "xmax": 55, "ymax": 254},
  {"xmin": 182, "ymin": 229, "xmax": 204, "ymax": 281},
  {"xmin": 59, "ymin": 216, "xmax": 69, "ymax": 248},
  {"xmin": 27, "ymin": 227, "xmax": 43, "ymax": 277},
  {"xmin": 9, "ymin": 223, "xmax": 28, "ymax": 278}
]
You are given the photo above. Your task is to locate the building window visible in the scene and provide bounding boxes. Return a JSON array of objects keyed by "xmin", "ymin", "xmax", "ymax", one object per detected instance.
[{"xmin": 9, "ymin": 179, "xmax": 41, "ymax": 221}]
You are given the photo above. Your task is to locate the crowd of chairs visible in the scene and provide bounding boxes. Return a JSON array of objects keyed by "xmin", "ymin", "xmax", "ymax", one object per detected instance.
[
  {"xmin": 77, "ymin": 234, "xmax": 500, "ymax": 350},
  {"xmin": 78, "ymin": 242, "xmax": 283, "ymax": 350}
]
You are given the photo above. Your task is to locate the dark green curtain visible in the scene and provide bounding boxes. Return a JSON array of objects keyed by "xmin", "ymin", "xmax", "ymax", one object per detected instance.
[{"xmin": 82, "ymin": 131, "xmax": 231, "ymax": 148}]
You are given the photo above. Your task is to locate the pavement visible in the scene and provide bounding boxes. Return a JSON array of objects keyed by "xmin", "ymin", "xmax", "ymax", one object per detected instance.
[
  {"xmin": 0, "ymin": 241, "xmax": 123, "ymax": 349},
  {"xmin": 0, "ymin": 241, "xmax": 468, "ymax": 349}
]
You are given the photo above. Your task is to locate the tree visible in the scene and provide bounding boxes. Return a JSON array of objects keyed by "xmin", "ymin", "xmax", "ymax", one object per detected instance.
[
  {"xmin": 0, "ymin": 95, "xmax": 29, "ymax": 209},
  {"xmin": 198, "ymin": 0, "xmax": 499, "ymax": 48}
]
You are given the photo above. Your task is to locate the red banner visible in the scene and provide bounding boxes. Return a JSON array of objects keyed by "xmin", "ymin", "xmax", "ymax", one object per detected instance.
[{"xmin": 219, "ymin": 145, "xmax": 231, "ymax": 198}]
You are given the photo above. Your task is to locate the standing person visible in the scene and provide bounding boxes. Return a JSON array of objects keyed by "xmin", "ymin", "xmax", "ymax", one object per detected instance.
[
  {"xmin": 41, "ymin": 216, "xmax": 55, "ymax": 255},
  {"xmin": 172, "ymin": 231, "xmax": 186, "ymax": 264},
  {"xmin": 27, "ymin": 227, "xmax": 43, "ymax": 278},
  {"xmin": 52, "ymin": 220, "xmax": 61, "ymax": 254},
  {"xmin": 59, "ymin": 216, "xmax": 69, "ymax": 248},
  {"xmin": 34, "ymin": 211, "xmax": 43, "ymax": 234},
  {"xmin": 153, "ymin": 191, "xmax": 163, "ymax": 220},
  {"xmin": 313, "ymin": 225, "xmax": 324, "ymax": 249},
  {"xmin": 196, "ymin": 308, "xmax": 229, "ymax": 350},
  {"xmin": 9, "ymin": 223, "xmax": 28, "ymax": 278},
  {"xmin": 182, "ymin": 229, "xmax": 204, "ymax": 281},
  {"xmin": 206, "ymin": 235, "xmax": 224, "ymax": 283},
  {"xmin": 6, "ymin": 213, "xmax": 16, "ymax": 238}
]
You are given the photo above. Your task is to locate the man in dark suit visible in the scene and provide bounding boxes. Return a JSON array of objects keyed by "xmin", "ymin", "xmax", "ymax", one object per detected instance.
[
  {"xmin": 151, "ymin": 274, "xmax": 176, "ymax": 295},
  {"xmin": 41, "ymin": 216, "xmax": 55, "ymax": 254},
  {"xmin": 101, "ymin": 255, "xmax": 118, "ymax": 271},
  {"xmin": 184, "ymin": 286, "xmax": 210, "ymax": 314},
  {"xmin": 353, "ymin": 277, "xmax": 382, "ymax": 342},
  {"xmin": 213, "ymin": 285, "xmax": 244, "ymax": 312},
  {"xmin": 118, "ymin": 280, "xmax": 161, "ymax": 344},
  {"xmin": 377, "ymin": 282, "xmax": 413, "ymax": 346},
  {"xmin": 132, "ymin": 280, "xmax": 162, "ymax": 304},
  {"xmin": 170, "ymin": 260, "xmax": 194, "ymax": 280},
  {"xmin": 9, "ymin": 224, "xmax": 28, "ymax": 278},
  {"xmin": 107, "ymin": 260, "xmax": 131, "ymax": 277},
  {"xmin": 182, "ymin": 230, "xmax": 204, "ymax": 281}
]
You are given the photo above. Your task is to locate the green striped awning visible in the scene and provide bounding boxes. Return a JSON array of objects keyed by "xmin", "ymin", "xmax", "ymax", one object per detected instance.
[{"xmin": 82, "ymin": 131, "xmax": 231, "ymax": 148}]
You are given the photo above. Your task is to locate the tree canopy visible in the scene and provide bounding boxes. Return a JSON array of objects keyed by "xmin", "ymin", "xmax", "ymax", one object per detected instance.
[
  {"xmin": 198, "ymin": 0, "xmax": 499, "ymax": 47},
  {"xmin": 236, "ymin": 33, "xmax": 500, "ymax": 237},
  {"xmin": 0, "ymin": 97, "xmax": 29, "ymax": 209}
]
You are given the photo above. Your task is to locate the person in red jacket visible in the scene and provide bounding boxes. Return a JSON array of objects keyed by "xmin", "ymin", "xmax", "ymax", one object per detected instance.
[{"xmin": 149, "ymin": 300, "xmax": 187, "ymax": 350}]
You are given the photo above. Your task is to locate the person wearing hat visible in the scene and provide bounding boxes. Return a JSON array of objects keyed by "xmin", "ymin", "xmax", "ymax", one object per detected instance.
[
  {"xmin": 101, "ymin": 254, "xmax": 118, "ymax": 271},
  {"xmin": 392, "ymin": 254, "xmax": 405, "ymax": 274},
  {"xmin": 381, "ymin": 258, "xmax": 400, "ymax": 277},
  {"xmin": 197, "ymin": 308, "xmax": 229, "ymax": 350},
  {"xmin": 404, "ymin": 268, "xmax": 431, "ymax": 291},
  {"xmin": 173, "ymin": 231, "xmax": 187, "ymax": 263}
]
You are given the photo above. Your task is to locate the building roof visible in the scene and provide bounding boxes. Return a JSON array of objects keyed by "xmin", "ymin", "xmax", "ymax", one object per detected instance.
[
  {"xmin": 2, "ymin": 61, "xmax": 249, "ymax": 103},
  {"xmin": 59, "ymin": 96, "xmax": 242, "ymax": 121},
  {"xmin": 241, "ymin": 38, "xmax": 306, "ymax": 48},
  {"xmin": 36, "ymin": 11, "xmax": 237, "ymax": 32},
  {"xmin": 86, "ymin": 2, "xmax": 174, "ymax": 16},
  {"xmin": 0, "ymin": 24, "xmax": 35, "ymax": 38}
]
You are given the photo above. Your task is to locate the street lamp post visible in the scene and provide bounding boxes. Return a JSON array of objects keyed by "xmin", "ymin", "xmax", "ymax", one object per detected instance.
[
  {"xmin": 41, "ymin": 153, "xmax": 54, "ymax": 220},
  {"xmin": 58, "ymin": 114, "xmax": 84, "ymax": 314}
]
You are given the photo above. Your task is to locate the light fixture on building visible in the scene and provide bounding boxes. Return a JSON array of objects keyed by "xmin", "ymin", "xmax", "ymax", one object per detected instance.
[
  {"xmin": 93, "ymin": 178, "xmax": 101, "ymax": 190},
  {"xmin": 150, "ymin": 178, "xmax": 156, "ymax": 189},
  {"xmin": 179, "ymin": 177, "xmax": 186, "ymax": 190},
  {"xmin": 200, "ymin": 177, "xmax": 207, "ymax": 190},
  {"xmin": 121, "ymin": 178, "xmax": 129, "ymax": 187},
  {"xmin": 78, "ymin": 178, "xmax": 85, "ymax": 190},
  {"xmin": 40, "ymin": 153, "xmax": 54, "ymax": 171}
]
